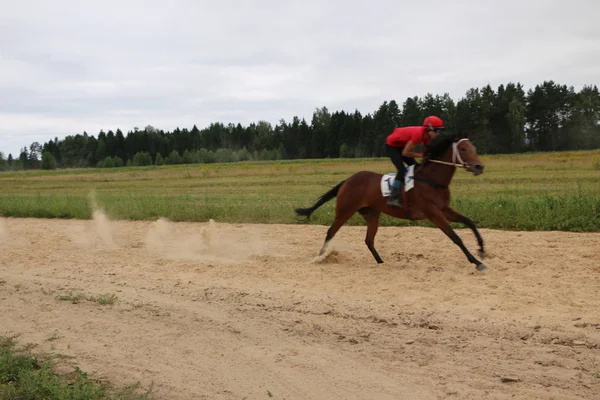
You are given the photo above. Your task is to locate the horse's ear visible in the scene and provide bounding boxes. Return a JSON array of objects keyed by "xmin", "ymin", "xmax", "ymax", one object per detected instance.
[{"xmin": 458, "ymin": 131, "xmax": 470, "ymax": 139}]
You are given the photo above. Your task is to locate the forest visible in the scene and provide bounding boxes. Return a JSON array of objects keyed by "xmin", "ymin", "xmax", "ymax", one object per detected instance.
[{"xmin": 1, "ymin": 80, "xmax": 599, "ymax": 170}]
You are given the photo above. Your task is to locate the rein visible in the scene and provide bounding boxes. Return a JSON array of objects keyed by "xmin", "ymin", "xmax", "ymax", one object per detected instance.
[
  {"xmin": 414, "ymin": 138, "xmax": 470, "ymax": 189},
  {"xmin": 426, "ymin": 138, "xmax": 470, "ymax": 169}
]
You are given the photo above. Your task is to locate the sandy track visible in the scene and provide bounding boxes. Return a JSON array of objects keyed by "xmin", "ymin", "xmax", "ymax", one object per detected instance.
[{"xmin": 1, "ymin": 215, "xmax": 599, "ymax": 399}]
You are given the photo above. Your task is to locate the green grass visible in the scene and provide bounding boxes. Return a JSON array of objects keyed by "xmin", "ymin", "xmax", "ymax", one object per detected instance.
[
  {"xmin": 1, "ymin": 150, "xmax": 600, "ymax": 231},
  {"xmin": 0, "ymin": 335, "xmax": 152, "ymax": 400},
  {"xmin": 56, "ymin": 293, "xmax": 118, "ymax": 306}
]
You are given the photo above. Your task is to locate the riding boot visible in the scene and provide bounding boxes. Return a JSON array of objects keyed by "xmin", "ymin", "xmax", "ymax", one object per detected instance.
[{"xmin": 387, "ymin": 180, "xmax": 404, "ymax": 207}]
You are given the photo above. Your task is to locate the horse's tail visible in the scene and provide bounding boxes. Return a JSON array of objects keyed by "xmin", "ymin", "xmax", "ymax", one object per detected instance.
[{"xmin": 295, "ymin": 180, "xmax": 345, "ymax": 222}]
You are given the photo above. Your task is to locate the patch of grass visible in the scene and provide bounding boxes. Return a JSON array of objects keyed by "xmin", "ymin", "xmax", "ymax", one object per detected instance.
[
  {"xmin": 0, "ymin": 334, "xmax": 153, "ymax": 399},
  {"xmin": 132, "ymin": 302, "xmax": 152, "ymax": 310},
  {"xmin": 93, "ymin": 293, "xmax": 117, "ymax": 305},
  {"xmin": 56, "ymin": 293, "xmax": 85, "ymax": 304},
  {"xmin": 1, "ymin": 150, "xmax": 600, "ymax": 231},
  {"xmin": 56, "ymin": 292, "xmax": 118, "ymax": 306}
]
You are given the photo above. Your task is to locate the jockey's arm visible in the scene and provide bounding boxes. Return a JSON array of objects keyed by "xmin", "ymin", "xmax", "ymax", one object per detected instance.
[{"xmin": 402, "ymin": 141, "xmax": 423, "ymax": 159}]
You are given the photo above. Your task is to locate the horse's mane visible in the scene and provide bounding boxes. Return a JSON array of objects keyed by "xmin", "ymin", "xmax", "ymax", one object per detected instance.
[{"xmin": 423, "ymin": 131, "xmax": 468, "ymax": 159}]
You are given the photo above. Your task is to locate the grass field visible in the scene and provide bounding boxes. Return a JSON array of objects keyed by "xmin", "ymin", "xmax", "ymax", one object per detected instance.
[{"xmin": 1, "ymin": 150, "xmax": 599, "ymax": 231}]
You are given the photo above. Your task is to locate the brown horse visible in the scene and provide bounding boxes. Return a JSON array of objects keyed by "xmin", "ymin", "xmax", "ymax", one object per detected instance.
[{"xmin": 295, "ymin": 132, "xmax": 488, "ymax": 271}]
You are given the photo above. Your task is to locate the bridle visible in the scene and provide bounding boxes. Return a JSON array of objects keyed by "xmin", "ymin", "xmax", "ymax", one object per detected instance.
[
  {"xmin": 426, "ymin": 138, "xmax": 471, "ymax": 169},
  {"xmin": 413, "ymin": 137, "xmax": 473, "ymax": 190}
]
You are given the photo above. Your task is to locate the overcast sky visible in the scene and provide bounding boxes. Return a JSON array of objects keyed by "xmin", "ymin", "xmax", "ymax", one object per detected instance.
[{"xmin": 1, "ymin": 0, "xmax": 598, "ymax": 157}]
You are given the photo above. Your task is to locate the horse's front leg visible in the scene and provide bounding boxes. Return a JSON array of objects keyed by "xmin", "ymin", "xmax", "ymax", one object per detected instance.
[
  {"xmin": 443, "ymin": 207, "xmax": 485, "ymax": 259},
  {"xmin": 423, "ymin": 207, "xmax": 487, "ymax": 271}
]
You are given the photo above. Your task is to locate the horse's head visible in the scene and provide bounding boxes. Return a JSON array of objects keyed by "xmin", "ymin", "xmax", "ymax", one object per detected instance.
[
  {"xmin": 455, "ymin": 132, "xmax": 485, "ymax": 176},
  {"xmin": 424, "ymin": 131, "xmax": 485, "ymax": 175}
]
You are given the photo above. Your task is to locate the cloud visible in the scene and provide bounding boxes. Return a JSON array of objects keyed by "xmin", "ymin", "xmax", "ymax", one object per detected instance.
[{"xmin": 1, "ymin": 0, "xmax": 599, "ymax": 156}]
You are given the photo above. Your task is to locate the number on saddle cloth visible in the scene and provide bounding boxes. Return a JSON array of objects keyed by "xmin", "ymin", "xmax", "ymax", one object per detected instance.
[{"xmin": 380, "ymin": 165, "xmax": 415, "ymax": 197}]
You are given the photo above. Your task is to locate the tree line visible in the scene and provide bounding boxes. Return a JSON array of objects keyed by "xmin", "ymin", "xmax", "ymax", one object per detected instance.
[{"xmin": 1, "ymin": 80, "xmax": 599, "ymax": 171}]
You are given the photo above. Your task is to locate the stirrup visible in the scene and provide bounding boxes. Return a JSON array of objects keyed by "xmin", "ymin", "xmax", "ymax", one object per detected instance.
[
  {"xmin": 387, "ymin": 199, "xmax": 403, "ymax": 208},
  {"xmin": 387, "ymin": 196, "xmax": 404, "ymax": 207}
]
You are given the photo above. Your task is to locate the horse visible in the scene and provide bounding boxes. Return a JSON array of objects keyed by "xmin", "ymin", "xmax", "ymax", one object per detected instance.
[{"xmin": 294, "ymin": 131, "xmax": 488, "ymax": 271}]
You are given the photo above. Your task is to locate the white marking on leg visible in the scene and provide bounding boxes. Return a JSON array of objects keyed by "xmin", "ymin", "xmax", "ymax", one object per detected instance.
[{"xmin": 319, "ymin": 240, "xmax": 330, "ymax": 255}]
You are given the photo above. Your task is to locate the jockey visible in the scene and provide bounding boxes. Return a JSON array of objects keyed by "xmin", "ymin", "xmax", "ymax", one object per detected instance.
[{"xmin": 384, "ymin": 115, "xmax": 444, "ymax": 207}]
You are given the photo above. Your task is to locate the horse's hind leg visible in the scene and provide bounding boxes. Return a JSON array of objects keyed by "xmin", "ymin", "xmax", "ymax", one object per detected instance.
[
  {"xmin": 359, "ymin": 207, "xmax": 383, "ymax": 264},
  {"xmin": 319, "ymin": 207, "xmax": 355, "ymax": 256}
]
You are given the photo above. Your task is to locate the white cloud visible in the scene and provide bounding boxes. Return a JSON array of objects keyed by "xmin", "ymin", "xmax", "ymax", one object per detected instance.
[{"xmin": 1, "ymin": 0, "xmax": 599, "ymax": 156}]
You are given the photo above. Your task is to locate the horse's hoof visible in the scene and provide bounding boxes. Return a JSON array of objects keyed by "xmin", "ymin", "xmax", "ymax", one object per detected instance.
[
  {"xmin": 476, "ymin": 263, "xmax": 488, "ymax": 271},
  {"xmin": 478, "ymin": 249, "xmax": 485, "ymax": 259}
]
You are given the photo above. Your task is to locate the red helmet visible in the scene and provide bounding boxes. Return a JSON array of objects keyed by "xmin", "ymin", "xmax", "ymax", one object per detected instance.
[{"xmin": 423, "ymin": 115, "xmax": 444, "ymax": 129}]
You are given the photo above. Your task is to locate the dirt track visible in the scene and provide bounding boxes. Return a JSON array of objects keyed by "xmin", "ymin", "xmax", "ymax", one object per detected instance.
[{"xmin": 1, "ymin": 215, "xmax": 599, "ymax": 399}]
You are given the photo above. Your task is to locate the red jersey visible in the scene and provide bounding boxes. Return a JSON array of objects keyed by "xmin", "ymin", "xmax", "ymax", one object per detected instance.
[{"xmin": 386, "ymin": 126, "xmax": 430, "ymax": 148}]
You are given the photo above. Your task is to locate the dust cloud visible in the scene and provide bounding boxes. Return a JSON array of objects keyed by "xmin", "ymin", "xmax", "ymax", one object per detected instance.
[
  {"xmin": 66, "ymin": 198, "xmax": 117, "ymax": 251},
  {"xmin": 311, "ymin": 238, "xmax": 354, "ymax": 264},
  {"xmin": 66, "ymin": 191, "xmax": 268, "ymax": 263},
  {"xmin": 144, "ymin": 217, "xmax": 267, "ymax": 263}
]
